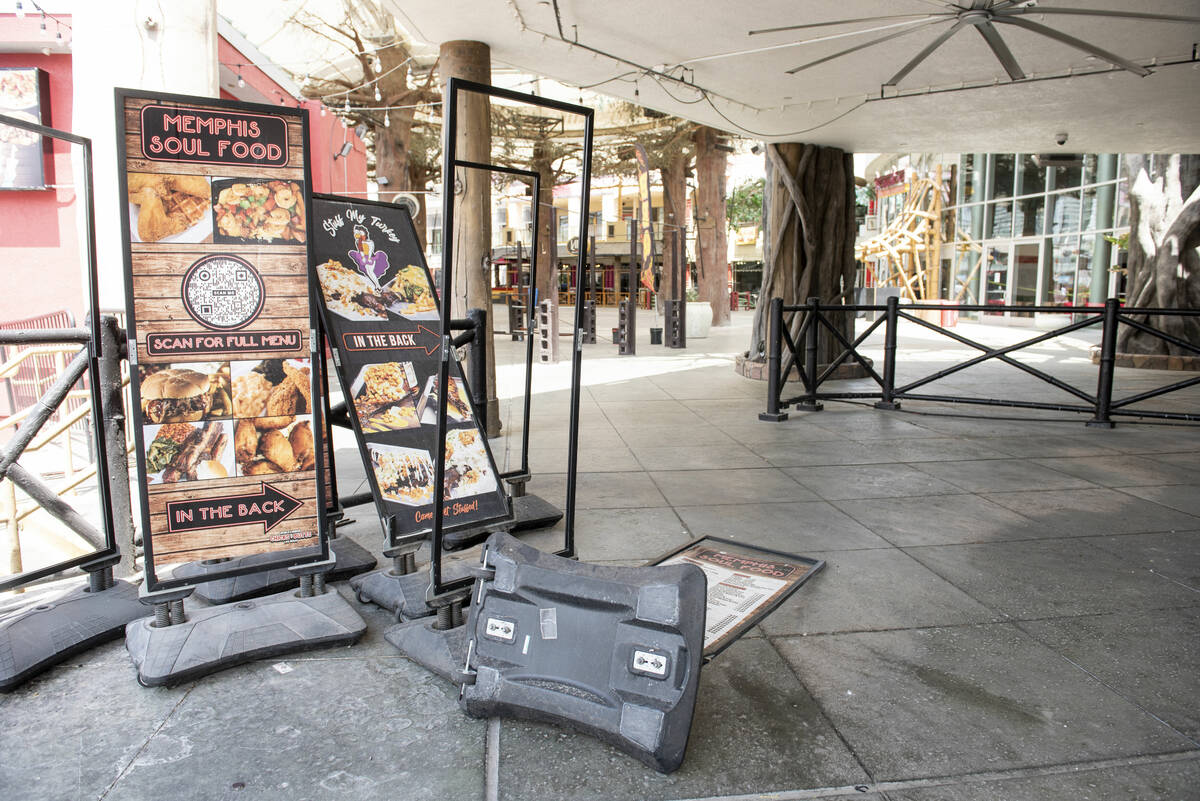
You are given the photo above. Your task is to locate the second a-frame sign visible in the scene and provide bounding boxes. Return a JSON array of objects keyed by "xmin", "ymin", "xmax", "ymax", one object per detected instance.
[{"xmin": 310, "ymin": 195, "xmax": 509, "ymax": 545}]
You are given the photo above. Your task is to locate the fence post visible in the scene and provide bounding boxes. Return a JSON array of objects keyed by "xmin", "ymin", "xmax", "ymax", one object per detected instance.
[
  {"xmin": 874, "ymin": 295, "xmax": 901, "ymax": 410},
  {"xmin": 98, "ymin": 315, "xmax": 136, "ymax": 578},
  {"xmin": 758, "ymin": 296, "xmax": 788, "ymax": 422},
  {"xmin": 1087, "ymin": 297, "xmax": 1119, "ymax": 428},
  {"xmin": 794, "ymin": 297, "xmax": 824, "ymax": 412}
]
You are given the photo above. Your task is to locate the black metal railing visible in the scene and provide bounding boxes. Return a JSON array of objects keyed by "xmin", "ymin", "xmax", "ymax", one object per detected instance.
[{"xmin": 760, "ymin": 296, "xmax": 1200, "ymax": 427}]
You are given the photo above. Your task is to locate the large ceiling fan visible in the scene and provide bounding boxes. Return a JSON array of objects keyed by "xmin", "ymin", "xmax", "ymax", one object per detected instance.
[{"xmin": 750, "ymin": 1, "xmax": 1200, "ymax": 90}]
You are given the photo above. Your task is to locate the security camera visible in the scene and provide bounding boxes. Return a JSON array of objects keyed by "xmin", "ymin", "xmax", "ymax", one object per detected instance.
[{"xmin": 1055, "ymin": 132, "xmax": 1068, "ymax": 146}]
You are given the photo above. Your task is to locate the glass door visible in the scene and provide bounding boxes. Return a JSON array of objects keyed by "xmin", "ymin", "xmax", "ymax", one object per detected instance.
[
  {"xmin": 982, "ymin": 244, "xmax": 1009, "ymax": 318},
  {"xmin": 1011, "ymin": 241, "xmax": 1039, "ymax": 317}
]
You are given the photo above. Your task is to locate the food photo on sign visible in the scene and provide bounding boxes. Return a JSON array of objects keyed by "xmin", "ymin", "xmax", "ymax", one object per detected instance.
[
  {"xmin": 211, "ymin": 177, "xmax": 306, "ymax": 244},
  {"xmin": 127, "ymin": 172, "xmax": 212, "ymax": 243}
]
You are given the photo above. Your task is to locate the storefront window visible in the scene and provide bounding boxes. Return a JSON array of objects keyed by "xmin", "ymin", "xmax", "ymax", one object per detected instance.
[
  {"xmin": 1013, "ymin": 194, "xmax": 1044, "ymax": 237},
  {"xmin": 1052, "ymin": 161, "xmax": 1082, "ymax": 189},
  {"xmin": 1017, "ymin": 154, "xmax": 1045, "ymax": 195},
  {"xmin": 991, "ymin": 154, "xmax": 1015, "ymax": 199},
  {"xmin": 954, "ymin": 247, "xmax": 981, "ymax": 305},
  {"xmin": 1076, "ymin": 237, "xmax": 1094, "ymax": 306},
  {"xmin": 1082, "ymin": 154, "xmax": 1099, "ymax": 184},
  {"xmin": 989, "ymin": 199, "xmax": 1013, "ymax": 238},
  {"xmin": 1046, "ymin": 235, "xmax": 1079, "ymax": 305},
  {"xmin": 959, "ymin": 154, "xmax": 984, "ymax": 203},
  {"xmin": 1049, "ymin": 190, "xmax": 1081, "ymax": 236}
]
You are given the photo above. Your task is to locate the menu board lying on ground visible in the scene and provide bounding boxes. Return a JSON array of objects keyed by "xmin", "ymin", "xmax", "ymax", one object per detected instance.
[
  {"xmin": 116, "ymin": 89, "xmax": 326, "ymax": 591},
  {"xmin": 654, "ymin": 537, "xmax": 824, "ymax": 658},
  {"xmin": 311, "ymin": 195, "xmax": 510, "ymax": 541}
]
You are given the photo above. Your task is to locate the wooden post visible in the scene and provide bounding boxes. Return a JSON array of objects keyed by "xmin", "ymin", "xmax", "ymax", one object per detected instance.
[
  {"xmin": 694, "ymin": 127, "xmax": 729, "ymax": 326},
  {"xmin": 439, "ymin": 40, "xmax": 500, "ymax": 436}
]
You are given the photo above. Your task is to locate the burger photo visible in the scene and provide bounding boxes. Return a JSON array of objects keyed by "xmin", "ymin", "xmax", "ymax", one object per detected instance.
[{"xmin": 140, "ymin": 364, "xmax": 232, "ymax": 424}]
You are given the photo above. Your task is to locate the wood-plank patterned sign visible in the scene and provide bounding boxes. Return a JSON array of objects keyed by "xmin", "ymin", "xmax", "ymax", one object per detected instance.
[{"xmin": 116, "ymin": 89, "xmax": 327, "ymax": 592}]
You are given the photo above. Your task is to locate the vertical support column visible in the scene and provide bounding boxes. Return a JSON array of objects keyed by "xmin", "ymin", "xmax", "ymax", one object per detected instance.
[
  {"xmin": 795, "ymin": 297, "xmax": 824, "ymax": 412},
  {"xmin": 440, "ymin": 41, "xmax": 499, "ymax": 436},
  {"xmin": 1088, "ymin": 297, "xmax": 1119, "ymax": 428},
  {"xmin": 758, "ymin": 296, "xmax": 788, "ymax": 422},
  {"xmin": 620, "ymin": 219, "xmax": 637, "ymax": 355},
  {"xmin": 874, "ymin": 295, "xmax": 902, "ymax": 410}
]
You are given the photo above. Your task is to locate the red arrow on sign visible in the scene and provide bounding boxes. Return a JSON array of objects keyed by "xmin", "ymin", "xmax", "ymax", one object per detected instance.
[
  {"xmin": 341, "ymin": 325, "xmax": 440, "ymax": 355},
  {"xmin": 165, "ymin": 483, "xmax": 303, "ymax": 534}
]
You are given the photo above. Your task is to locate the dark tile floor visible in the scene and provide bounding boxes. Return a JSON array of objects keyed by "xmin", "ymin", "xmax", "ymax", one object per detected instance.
[{"xmin": 3, "ymin": 313, "xmax": 1198, "ymax": 800}]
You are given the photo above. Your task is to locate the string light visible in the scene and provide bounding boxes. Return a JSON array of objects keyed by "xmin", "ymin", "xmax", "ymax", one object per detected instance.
[
  {"xmin": 383, "ymin": 111, "xmax": 390, "ymax": 128},
  {"xmin": 39, "ymin": 14, "xmax": 47, "ymax": 37},
  {"xmin": 374, "ymin": 85, "xmax": 381, "ymax": 102},
  {"xmin": 343, "ymin": 96, "xmax": 350, "ymax": 113},
  {"xmin": 15, "ymin": 1, "xmax": 25, "ymax": 19},
  {"xmin": 237, "ymin": 71, "xmax": 245, "ymax": 89}
]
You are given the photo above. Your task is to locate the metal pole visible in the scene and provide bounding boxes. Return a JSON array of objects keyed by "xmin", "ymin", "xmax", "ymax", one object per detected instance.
[
  {"xmin": 1087, "ymin": 296, "xmax": 1119, "ymax": 428},
  {"xmin": 796, "ymin": 297, "xmax": 824, "ymax": 412},
  {"xmin": 465, "ymin": 307, "xmax": 488, "ymax": 434},
  {"xmin": 874, "ymin": 295, "xmax": 901, "ymax": 410},
  {"xmin": 759, "ymin": 297, "xmax": 788, "ymax": 422}
]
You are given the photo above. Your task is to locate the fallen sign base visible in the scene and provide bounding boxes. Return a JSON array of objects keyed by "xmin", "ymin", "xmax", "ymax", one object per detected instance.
[
  {"xmin": 650, "ymin": 536, "xmax": 824, "ymax": 659},
  {"xmin": 459, "ymin": 532, "xmax": 707, "ymax": 773}
]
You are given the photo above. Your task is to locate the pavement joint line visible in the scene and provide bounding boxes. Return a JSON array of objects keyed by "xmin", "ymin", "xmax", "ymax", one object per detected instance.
[
  {"xmin": 485, "ymin": 717, "xmax": 500, "ymax": 801},
  {"xmin": 666, "ymin": 748, "xmax": 1200, "ymax": 801},
  {"xmin": 97, "ymin": 683, "xmax": 196, "ymax": 800},
  {"xmin": 1010, "ymin": 618, "xmax": 1200, "ymax": 750},
  {"xmin": 762, "ymin": 635, "xmax": 875, "ymax": 789}
]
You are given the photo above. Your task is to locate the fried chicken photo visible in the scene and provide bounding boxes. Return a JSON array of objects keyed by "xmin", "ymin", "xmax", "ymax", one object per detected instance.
[
  {"xmin": 288, "ymin": 421, "xmax": 315, "ymax": 470},
  {"xmin": 254, "ymin": 415, "xmax": 295, "ymax": 431},
  {"xmin": 258, "ymin": 430, "xmax": 298, "ymax": 472},
  {"xmin": 282, "ymin": 362, "xmax": 311, "ymax": 413},
  {"xmin": 234, "ymin": 419, "xmax": 259, "ymax": 463},
  {"xmin": 265, "ymin": 381, "xmax": 301, "ymax": 417},
  {"xmin": 243, "ymin": 460, "xmax": 284, "ymax": 475}
]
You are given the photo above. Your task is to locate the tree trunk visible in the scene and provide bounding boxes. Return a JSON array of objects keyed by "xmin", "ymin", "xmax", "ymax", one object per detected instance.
[
  {"xmin": 530, "ymin": 148, "xmax": 558, "ymax": 309},
  {"xmin": 439, "ymin": 40, "xmax": 499, "ymax": 435},
  {"xmin": 748, "ymin": 143, "xmax": 857, "ymax": 366},
  {"xmin": 659, "ymin": 152, "xmax": 688, "ymax": 305},
  {"xmin": 408, "ymin": 163, "xmax": 430, "ymax": 252},
  {"xmin": 693, "ymin": 127, "xmax": 729, "ymax": 325},
  {"xmin": 1116, "ymin": 155, "xmax": 1200, "ymax": 356}
]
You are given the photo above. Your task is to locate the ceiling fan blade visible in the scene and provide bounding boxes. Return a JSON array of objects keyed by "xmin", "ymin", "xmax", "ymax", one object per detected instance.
[
  {"xmin": 786, "ymin": 19, "xmax": 948, "ymax": 75},
  {"xmin": 995, "ymin": 16, "xmax": 1152, "ymax": 76},
  {"xmin": 885, "ymin": 19, "xmax": 970, "ymax": 87},
  {"xmin": 975, "ymin": 21, "xmax": 1026, "ymax": 80},
  {"xmin": 749, "ymin": 13, "xmax": 946, "ymax": 36},
  {"xmin": 1006, "ymin": 7, "xmax": 1200, "ymax": 24}
]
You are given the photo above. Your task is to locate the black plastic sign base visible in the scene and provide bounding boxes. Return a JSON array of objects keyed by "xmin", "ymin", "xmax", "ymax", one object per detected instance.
[
  {"xmin": 0, "ymin": 579, "xmax": 146, "ymax": 692},
  {"xmin": 384, "ymin": 617, "xmax": 468, "ymax": 684},
  {"xmin": 460, "ymin": 532, "xmax": 707, "ymax": 773},
  {"xmin": 349, "ymin": 568, "xmax": 435, "ymax": 621},
  {"xmin": 125, "ymin": 586, "xmax": 365, "ymax": 687},
  {"xmin": 509, "ymin": 493, "xmax": 563, "ymax": 532},
  {"xmin": 170, "ymin": 536, "xmax": 376, "ymax": 604}
]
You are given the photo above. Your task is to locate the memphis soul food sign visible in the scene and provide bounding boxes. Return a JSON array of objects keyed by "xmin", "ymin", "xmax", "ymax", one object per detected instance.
[{"xmin": 116, "ymin": 89, "xmax": 327, "ymax": 592}]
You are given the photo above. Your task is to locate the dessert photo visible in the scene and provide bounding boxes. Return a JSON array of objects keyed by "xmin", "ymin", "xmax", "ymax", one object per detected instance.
[
  {"xmin": 139, "ymin": 363, "xmax": 232, "ymax": 423},
  {"xmin": 127, "ymin": 172, "xmax": 213, "ymax": 243},
  {"xmin": 143, "ymin": 420, "xmax": 233, "ymax": 485},
  {"xmin": 211, "ymin": 177, "xmax": 306, "ymax": 244}
]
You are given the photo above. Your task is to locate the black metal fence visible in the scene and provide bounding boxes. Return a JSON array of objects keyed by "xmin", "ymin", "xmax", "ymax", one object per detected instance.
[{"xmin": 759, "ymin": 296, "xmax": 1200, "ymax": 427}]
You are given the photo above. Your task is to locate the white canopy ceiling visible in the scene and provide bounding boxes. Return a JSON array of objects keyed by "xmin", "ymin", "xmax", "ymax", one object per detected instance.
[{"xmin": 388, "ymin": 0, "xmax": 1200, "ymax": 153}]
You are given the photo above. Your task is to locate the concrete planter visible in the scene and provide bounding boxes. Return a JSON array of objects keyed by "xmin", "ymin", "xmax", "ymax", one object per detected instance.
[{"xmin": 686, "ymin": 301, "xmax": 712, "ymax": 339}]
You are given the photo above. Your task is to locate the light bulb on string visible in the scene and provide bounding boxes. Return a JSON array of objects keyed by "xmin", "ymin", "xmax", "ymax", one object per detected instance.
[
  {"xmin": 374, "ymin": 86, "xmax": 381, "ymax": 102},
  {"xmin": 39, "ymin": 14, "xmax": 47, "ymax": 37},
  {"xmin": 237, "ymin": 71, "xmax": 245, "ymax": 89},
  {"xmin": 15, "ymin": 1, "xmax": 25, "ymax": 19},
  {"xmin": 344, "ymin": 97, "xmax": 350, "ymax": 113},
  {"xmin": 384, "ymin": 111, "xmax": 390, "ymax": 128}
]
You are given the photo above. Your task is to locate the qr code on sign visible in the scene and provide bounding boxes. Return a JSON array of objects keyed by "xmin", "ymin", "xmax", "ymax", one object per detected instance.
[{"xmin": 182, "ymin": 254, "xmax": 265, "ymax": 330}]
